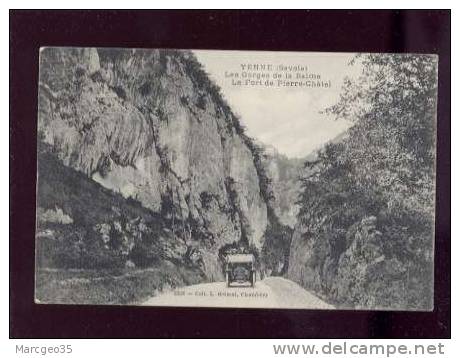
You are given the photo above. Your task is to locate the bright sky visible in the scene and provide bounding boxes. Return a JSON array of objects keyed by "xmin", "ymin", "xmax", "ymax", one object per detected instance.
[{"xmin": 194, "ymin": 50, "xmax": 361, "ymax": 158}]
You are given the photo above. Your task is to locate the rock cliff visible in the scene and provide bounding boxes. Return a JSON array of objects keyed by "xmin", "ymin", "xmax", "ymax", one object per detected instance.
[{"xmin": 37, "ymin": 47, "xmax": 274, "ymax": 280}]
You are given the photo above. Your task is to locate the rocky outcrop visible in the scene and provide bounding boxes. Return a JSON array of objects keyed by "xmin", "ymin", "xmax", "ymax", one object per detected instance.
[
  {"xmin": 37, "ymin": 48, "xmax": 273, "ymax": 280},
  {"xmin": 288, "ymin": 215, "xmax": 409, "ymax": 309}
]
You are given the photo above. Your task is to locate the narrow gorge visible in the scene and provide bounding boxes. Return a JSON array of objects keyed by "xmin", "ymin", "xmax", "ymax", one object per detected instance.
[
  {"xmin": 36, "ymin": 48, "xmax": 298, "ymax": 303},
  {"xmin": 35, "ymin": 49, "xmax": 436, "ymax": 310}
]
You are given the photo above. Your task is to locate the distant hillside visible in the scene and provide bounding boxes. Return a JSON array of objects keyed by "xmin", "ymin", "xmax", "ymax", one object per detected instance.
[{"xmin": 261, "ymin": 145, "xmax": 304, "ymax": 228}]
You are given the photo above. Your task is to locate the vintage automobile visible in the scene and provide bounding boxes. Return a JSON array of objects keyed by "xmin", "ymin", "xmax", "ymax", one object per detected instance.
[{"xmin": 225, "ymin": 253, "xmax": 256, "ymax": 287}]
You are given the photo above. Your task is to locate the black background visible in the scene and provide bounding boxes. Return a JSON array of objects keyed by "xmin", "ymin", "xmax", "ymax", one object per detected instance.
[{"xmin": 10, "ymin": 10, "xmax": 451, "ymax": 338}]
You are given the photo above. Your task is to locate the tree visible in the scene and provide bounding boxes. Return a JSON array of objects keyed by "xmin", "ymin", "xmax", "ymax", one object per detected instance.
[{"xmin": 293, "ymin": 54, "xmax": 437, "ymax": 309}]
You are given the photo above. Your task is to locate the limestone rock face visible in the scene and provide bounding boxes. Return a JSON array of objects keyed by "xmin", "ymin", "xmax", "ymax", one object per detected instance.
[{"xmin": 38, "ymin": 48, "xmax": 271, "ymax": 279}]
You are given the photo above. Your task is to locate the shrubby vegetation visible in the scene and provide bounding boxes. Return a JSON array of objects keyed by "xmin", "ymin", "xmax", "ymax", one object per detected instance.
[
  {"xmin": 35, "ymin": 141, "xmax": 208, "ymax": 304},
  {"xmin": 37, "ymin": 143, "xmax": 181, "ymax": 271},
  {"xmin": 291, "ymin": 54, "xmax": 437, "ymax": 309}
]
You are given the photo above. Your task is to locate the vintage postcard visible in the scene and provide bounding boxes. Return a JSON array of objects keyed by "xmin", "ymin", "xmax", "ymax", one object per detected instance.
[{"xmin": 35, "ymin": 48, "xmax": 437, "ymax": 310}]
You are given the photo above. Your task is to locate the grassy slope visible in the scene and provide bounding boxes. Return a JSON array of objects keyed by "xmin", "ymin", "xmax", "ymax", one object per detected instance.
[{"xmin": 36, "ymin": 264, "xmax": 203, "ymax": 305}]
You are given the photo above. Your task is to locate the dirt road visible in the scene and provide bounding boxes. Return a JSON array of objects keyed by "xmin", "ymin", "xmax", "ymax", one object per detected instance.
[{"xmin": 142, "ymin": 276, "xmax": 334, "ymax": 309}]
